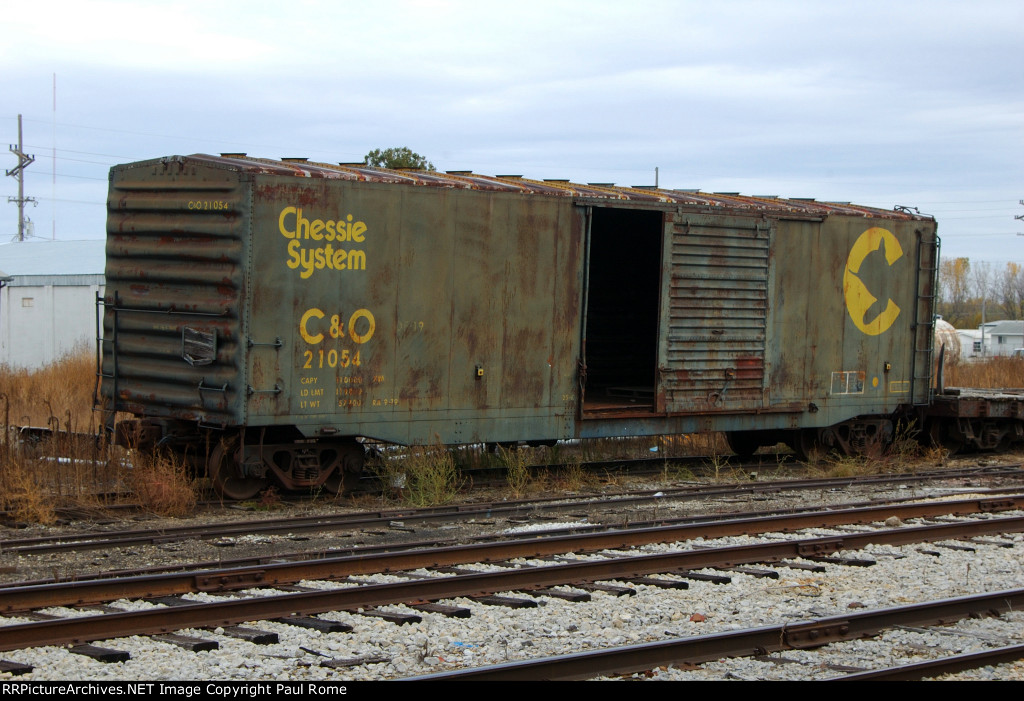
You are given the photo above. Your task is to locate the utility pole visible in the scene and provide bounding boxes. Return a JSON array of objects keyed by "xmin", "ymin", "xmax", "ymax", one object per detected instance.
[{"xmin": 6, "ymin": 114, "xmax": 37, "ymax": 241}]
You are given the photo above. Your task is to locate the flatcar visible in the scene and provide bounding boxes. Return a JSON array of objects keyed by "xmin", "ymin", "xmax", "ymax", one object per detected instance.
[{"xmin": 101, "ymin": 154, "xmax": 966, "ymax": 498}]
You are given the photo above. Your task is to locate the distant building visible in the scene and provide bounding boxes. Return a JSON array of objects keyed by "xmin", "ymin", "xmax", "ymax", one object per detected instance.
[
  {"xmin": 981, "ymin": 320, "xmax": 1024, "ymax": 357},
  {"xmin": 0, "ymin": 240, "xmax": 106, "ymax": 369},
  {"xmin": 955, "ymin": 320, "xmax": 1024, "ymax": 360},
  {"xmin": 956, "ymin": 328, "xmax": 983, "ymax": 359}
]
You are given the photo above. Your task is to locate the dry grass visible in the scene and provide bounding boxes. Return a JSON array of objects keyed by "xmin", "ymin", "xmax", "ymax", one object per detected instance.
[
  {"xmin": 944, "ymin": 357, "xmax": 1024, "ymax": 388},
  {"xmin": 0, "ymin": 350, "xmax": 198, "ymax": 521},
  {"xmin": 0, "ymin": 457, "xmax": 58, "ymax": 525},
  {"xmin": 497, "ymin": 445, "xmax": 532, "ymax": 498},
  {"xmin": 370, "ymin": 440, "xmax": 465, "ymax": 507},
  {"xmin": 808, "ymin": 453, "xmax": 884, "ymax": 478},
  {"xmin": 0, "ymin": 347, "xmax": 98, "ymax": 430},
  {"xmin": 555, "ymin": 461, "xmax": 596, "ymax": 491},
  {"xmin": 123, "ymin": 450, "xmax": 197, "ymax": 517},
  {"xmin": 16, "ymin": 350, "xmax": 1017, "ymax": 524}
]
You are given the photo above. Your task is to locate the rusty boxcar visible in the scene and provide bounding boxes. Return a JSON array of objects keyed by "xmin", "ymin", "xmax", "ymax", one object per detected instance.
[{"xmin": 101, "ymin": 154, "xmax": 940, "ymax": 498}]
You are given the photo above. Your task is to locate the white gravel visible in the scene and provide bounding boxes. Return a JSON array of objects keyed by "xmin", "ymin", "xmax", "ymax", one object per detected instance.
[{"xmin": 2, "ymin": 512, "xmax": 1023, "ymax": 681}]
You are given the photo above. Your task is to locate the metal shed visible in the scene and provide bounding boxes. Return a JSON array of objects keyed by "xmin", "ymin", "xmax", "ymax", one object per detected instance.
[{"xmin": 0, "ymin": 240, "xmax": 106, "ymax": 369}]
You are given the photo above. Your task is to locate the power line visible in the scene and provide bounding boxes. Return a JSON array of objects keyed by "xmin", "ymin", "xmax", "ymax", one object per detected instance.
[
  {"xmin": 30, "ymin": 195, "xmax": 105, "ymax": 206},
  {"xmin": 943, "ymin": 232, "xmax": 1023, "ymax": 237},
  {"xmin": 942, "ymin": 215, "xmax": 1019, "ymax": 221},
  {"xmin": 25, "ymin": 145, "xmax": 135, "ymax": 159},
  {"xmin": 22, "ymin": 169, "xmax": 107, "ymax": 182},
  {"xmin": 24, "ymin": 152, "xmax": 120, "ymax": 166},
  {"xmin": 17, "ymin": 116, "xmax": 366, "ymax": 160}
]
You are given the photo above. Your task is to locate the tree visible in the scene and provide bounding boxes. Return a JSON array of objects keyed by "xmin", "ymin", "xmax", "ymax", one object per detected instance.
[
  {"xmin": 998, "ymin": 262, "xmax": 1024, "ymax": 320},
  {"xmin": 364, "ymin": 147, "xmax": 434, "ymax": 171},
  {"xmin": 970, "ymin": 261, "xmax": 994, "ymax": 329},
  {"xmin": 938, "ymin": 257, "xmax": 971, "ymax": 326}
]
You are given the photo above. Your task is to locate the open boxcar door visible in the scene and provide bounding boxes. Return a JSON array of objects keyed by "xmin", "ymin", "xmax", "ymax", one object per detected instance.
[{"xmin": 579, "ymin": 204, "xmax": 665, "ymax": 417}]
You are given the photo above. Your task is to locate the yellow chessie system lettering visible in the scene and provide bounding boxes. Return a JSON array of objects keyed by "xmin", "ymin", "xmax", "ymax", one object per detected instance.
[{"xmin": 279, "ymin": 206, "xmax": 367, "ymax": 279}]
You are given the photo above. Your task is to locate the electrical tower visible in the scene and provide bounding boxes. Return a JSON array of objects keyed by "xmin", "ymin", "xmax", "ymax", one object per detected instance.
[{"xmin": 6, "ymin": 114, "xmax": 37, "ymax": 241}]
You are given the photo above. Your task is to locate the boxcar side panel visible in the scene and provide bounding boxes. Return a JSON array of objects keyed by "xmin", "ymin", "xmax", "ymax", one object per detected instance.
[
  {"xmin": 246, "ymin": 178, "xmax": 584, "ymax": 445},
  {"xmin": 580, "ymin": 209, "xmax": 937, "ymax": 439},
  {"xmin": 768, "ymin": 216, "xmax": 937, "ymax": 426}
]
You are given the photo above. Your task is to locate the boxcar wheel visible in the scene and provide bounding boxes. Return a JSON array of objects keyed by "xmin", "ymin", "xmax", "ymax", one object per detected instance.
[
  {"xmin": 323, "ymin": 442, "xmax": 366, "ymax": 495},
  {"xmin": 791, "ymin": 429, "xmax": 827, "ymax": 463},
  {"xmin": 928, "ymin": 419, "xmax": 964, "ymax": 455},
  {"xmin": 725, "ymin": 431, "xmax": 760, "ymax": 458},
  {"xmin": 209, "ymin": 437, "xmax": 269, "ymax": 500}
]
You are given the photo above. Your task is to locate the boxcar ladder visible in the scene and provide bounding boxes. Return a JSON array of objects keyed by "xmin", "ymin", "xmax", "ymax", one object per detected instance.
[{"xmin": 910, "ymin": 233, "xmax": 940, "ymax": 406}]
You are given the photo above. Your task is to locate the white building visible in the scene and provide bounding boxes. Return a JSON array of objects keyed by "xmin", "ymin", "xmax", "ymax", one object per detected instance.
[
  {"xmin": 0, "ymin": 240, "xmax": 106, "ymax": 369},
  {"xmin": 956, "ymin": 320, "xmax": 1024, "ymax": 360},
  {"xmin": 982, "ymin": 320, "xmax": 1024, "ymax": 357},
  {"xmin": 956, "ymin": 328, "xmax": 983, "ymax": 359}
]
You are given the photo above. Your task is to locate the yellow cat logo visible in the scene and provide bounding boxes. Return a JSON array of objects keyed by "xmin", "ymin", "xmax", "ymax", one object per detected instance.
[{"xmin": 843, "ymin": 227, "xmax": 903, "ymax": 336}]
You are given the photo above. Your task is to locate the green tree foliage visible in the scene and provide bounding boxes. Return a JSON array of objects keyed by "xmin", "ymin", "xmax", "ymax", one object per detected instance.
[{"xmin": 364, "ymin": 147, "xmax": 434, "ymax": 171}]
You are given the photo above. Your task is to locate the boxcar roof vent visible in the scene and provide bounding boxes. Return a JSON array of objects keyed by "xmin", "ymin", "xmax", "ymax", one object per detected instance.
[
  {"xmin": 588, "ymin": 182, "xmax": 615, "ymax": 187},
  {"xmin": 792, "ymin": 197, "xmax": 817, "ymax": 201},
  {"xmin": 446, "ymin": 170, "xmax": 473, "ymax": 175},
  {"xmin": 632, "ymin": 185, "xmax": 657, "ymax": 190},
  {"xmin": 544, "ymin": 179, "xmax": 570, "ymax": 183},
  {"xmin": 220, "ymin": 152, "xmax": 247, "ymax": 158},
  {"xmin": 672, "ymin": 188, "xmax": 701, "ymax": 193},
  {"xmin": 496, "ymin": 174, "xmax": 523, "ymax": 179},
  {"xmin": 339, "ymin": 161, "xmax": 367, "ymax": 166},
  {"xmin": 754, "ymin": 195, "xmax": 780, "ymax": 199},
  {"xmin": 282, "ymin": 157, "xmax": 309, "ymax": 163},
  {"xmin": 714, "ymin": 191, "xmax": 741, "ymax": 196}
]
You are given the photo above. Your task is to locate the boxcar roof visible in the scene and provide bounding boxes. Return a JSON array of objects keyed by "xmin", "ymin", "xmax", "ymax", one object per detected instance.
[{"xmin": 114, "ymin": 154, "xmax": 933, "ymax": 222}]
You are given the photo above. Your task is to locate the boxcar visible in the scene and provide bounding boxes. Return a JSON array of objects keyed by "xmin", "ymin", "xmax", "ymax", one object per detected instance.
[{"xmin": 101, "ymin": 154, "xmax": 939, "ymax": 497}]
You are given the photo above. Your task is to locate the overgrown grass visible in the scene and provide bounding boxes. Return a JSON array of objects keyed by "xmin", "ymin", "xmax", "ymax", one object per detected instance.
[
  {"xmin": 0, "ymin": 347, "xmax": 97, "ymax": 429},
  {"xmin": 371, "ymin": 441, "xmax": 465, "ymax": 507},
  {"xmin": 0, "ymin": 350, "xmax": 198, "ymax": 520},
  {"xmin": 808, "ymin": 453, "xmax": 884, "ymax": 478},
  {"xmin": 124, "ymin": 450, "xmax": 198, "ymax": 517},
  {"xmin": 944, "ymin": 357, "xmax": 1024, "ymax": 388},
  {"xmin": 16, "ymin": 350, "xmax": 1016, "ymax": 523},
  {"xmin": 0, "ymin": 456, "xmax": 58, "ymax": 524},
  {"xmin": 882, "ymin": 420, "xmax": 924, "ymax": 471},
  {"xmin": 556, "ymin": 461, "xmax": 594, "ymax": 491},
  {"xmin": 497, "ymin": 445, "xmax": 531, "ymax": 499}
]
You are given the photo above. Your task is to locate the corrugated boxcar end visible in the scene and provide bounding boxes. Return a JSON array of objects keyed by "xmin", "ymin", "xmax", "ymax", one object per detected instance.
[{"xmin": 102, "ymin": 158, "xmax": 251, "ymax": 438}]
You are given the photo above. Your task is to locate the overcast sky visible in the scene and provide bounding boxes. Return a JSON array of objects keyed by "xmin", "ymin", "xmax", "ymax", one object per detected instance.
[{"xmin": 2, "ymin": 0, "xmax": 1022, "ymax": 264}]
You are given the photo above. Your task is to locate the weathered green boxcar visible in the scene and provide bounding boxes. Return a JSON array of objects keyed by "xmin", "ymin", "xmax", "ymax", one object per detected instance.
[{"xmin": 102, "ymin": 154, "xmax": 939, "ymax": 497}]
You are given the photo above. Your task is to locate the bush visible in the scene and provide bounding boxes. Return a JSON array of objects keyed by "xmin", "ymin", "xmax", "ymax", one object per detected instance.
[{"xmin": 372, "ymin": 441, "xmax": 464, "ymax": 507}]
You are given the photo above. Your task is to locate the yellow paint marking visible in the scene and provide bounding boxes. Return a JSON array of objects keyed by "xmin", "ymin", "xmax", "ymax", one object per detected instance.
[{"xmin": 843, "ymin": 227, "xmax": 903, "ymax": 336}]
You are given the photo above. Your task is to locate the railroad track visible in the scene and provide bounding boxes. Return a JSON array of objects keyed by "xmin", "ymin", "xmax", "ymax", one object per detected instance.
[
  {"xmin": 1, "ymin": 494, "xmax": 1022, "ymax": 679},
  {"xmin": 4, "ymin": 464, "xmax": 1020, "ymax": 557},
  {"xmin": 411, "ymin": 590, "xmax": 1024, "ymax": 681}
]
